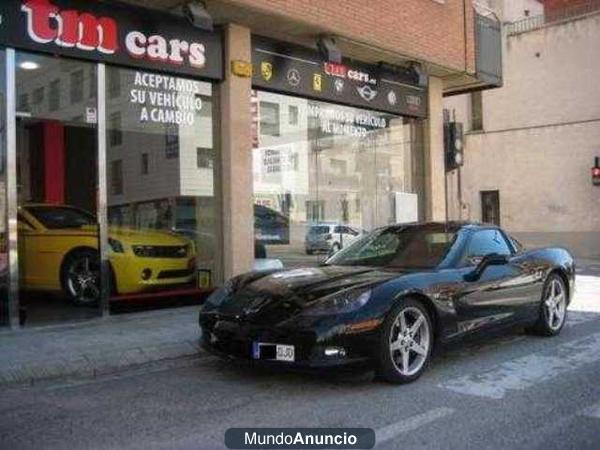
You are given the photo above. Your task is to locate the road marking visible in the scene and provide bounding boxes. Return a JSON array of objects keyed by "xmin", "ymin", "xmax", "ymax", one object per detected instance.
[
  {"xmin": 582, "ymin": 402, "xmax": 600, "ymax": 419},
  {"xmin": 439, "ymin": 332, "xmax": 600, "ymax": 399},
  {"xmin": 375, "ymin": 407, "xmax": 454, "ymax": 447}
]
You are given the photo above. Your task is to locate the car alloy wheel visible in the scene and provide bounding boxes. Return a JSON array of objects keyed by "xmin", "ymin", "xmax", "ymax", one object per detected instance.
[
  {"xmin": 389, "ymin": 306, "xmax": 431, "ymax": 377},
  {"xmin": 543, "ymin": 277, "xmax": 567, "ymax": 331},
  {"xmin": 65, "ymin": 251, "xmax": 100, "ymax": 305}
]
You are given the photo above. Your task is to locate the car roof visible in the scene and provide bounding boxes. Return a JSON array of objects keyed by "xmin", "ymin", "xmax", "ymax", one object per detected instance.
[{"xmin": 383, "ymin": 221, "xmax": 497, "ymax": 233}]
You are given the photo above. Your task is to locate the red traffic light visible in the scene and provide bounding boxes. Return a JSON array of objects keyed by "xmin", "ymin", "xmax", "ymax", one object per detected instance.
[{"xmin": 593, "ymin": 167, "xmax": 600, "ymax": 177}]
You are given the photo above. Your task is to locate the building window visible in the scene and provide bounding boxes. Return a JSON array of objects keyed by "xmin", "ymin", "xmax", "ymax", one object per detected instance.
[
  {"xmin": 109, "ymin": 112, "xmax": 122, "ymax": 146},
  {"xmin": 70, "ymin": 70, "xmax": 84, "ymax": 104},
  {"xmin": 89, "ymin": 66, "xmax": 97, "ymax": 99},
  {"xmin": 330, "ymin": 159, "xmax": 347, "ymax": 176},
  {"xmin": 18, "ymin": 93, "xmax": 29, "ymax": 112},
  {"xmin": 481, "ymin": 190, "xmax": 500, "ymax": 226},
  {"xmin": 471, "ymin": 91, "xmax": 483, "ymax": 131},
  {"xmin": 49, "ymin": 79, "xmax": 60, "ymax": 111},
  {"xmin": 288, "ymin": 105, "xmax": 299, "ymax": 125},
  {"xmin": 260, "ymin": 101, "xmax": 280, "ymax": 136},
  {"xmin": 197, "ymin": 147, "xmax": 213, "ymax": 169},
  {"xmin": 109, "ymin": 72, "xmax": 121, "ymax": 98},
  {"xmin": 306, "ymin": 200, "xmax": 325, "ymax": 222},
  {"xmin": 33, "ymin": 87, "xmax": 44, "ymax": 105},
  {"xmin": 165, "ymin": 124, "xmax": 179, "ymax": 159},
  {"xmin": 141, "ymin": 153, "xmax": 149, "ymax": 175},
  {"xmin": 110, "ymin": 160, "xmax": 123, "ymax": 195}
]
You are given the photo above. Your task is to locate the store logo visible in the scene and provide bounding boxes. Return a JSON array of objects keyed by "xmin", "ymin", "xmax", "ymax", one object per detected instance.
[
  {"xmin": 22, "ymin": 0, "xmax": 118, "ymax": 54},
  {"xmin": 406, "ymin": 95, "xmax": 422, "ymax": 108},
  {"xmin": 334, "ymin": 78, "xmax": 345, "ymax": 93},
  {"xmin": 324, "ymin": 62, "xmax": 347, "ymax": 78},
  {"xmin": 387, "ymin": 90, "xmax": 397, "ymax": 105},
  {"xmin": 21, "ymin": 0, "xmax": 209, "ymax": 69},
  {"xmin": 313, "ymin": 73, "xmax": 323, "ymax": 92},
  {"xmin": 357, "ymin": 85, "xmax": 377, "ymax": 101},
  {"xmin": 286, "ymin": 68, "xmax": 300, "ymax": 86},
  {"xmin": 261, "ymin": 61, "xmax": 273, "ymax": 81},
  {"xmin": 348, "ymin": 69, "xmax": 377, "ymax": 85}
]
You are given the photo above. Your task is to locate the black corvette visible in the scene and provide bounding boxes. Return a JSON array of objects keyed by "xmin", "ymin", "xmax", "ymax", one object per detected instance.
[{"xmin": 199, "ymin": 222, "xmax": 575, "ymax": 383}]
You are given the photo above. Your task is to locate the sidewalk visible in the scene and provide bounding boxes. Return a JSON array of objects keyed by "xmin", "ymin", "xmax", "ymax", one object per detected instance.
[{"xmin": 0, "ymin": 306, "xmax": 205, "ymax": 387}]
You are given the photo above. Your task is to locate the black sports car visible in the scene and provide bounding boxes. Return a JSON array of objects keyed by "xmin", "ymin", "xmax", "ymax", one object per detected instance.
[{"xmin": 199, "ymin": 222, "xmax": 575, "ymax": 383}]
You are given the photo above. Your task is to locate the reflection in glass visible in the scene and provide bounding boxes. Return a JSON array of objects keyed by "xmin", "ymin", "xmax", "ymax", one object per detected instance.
[
  {"xmin": 16, "ymin": 52, "xmax": 100, "ymax": 325},
  {"xmin": 0, "ymin": 50, "xmax": 7, "ymax": 326},
  {"xmin": 106, "ymin": 67, "xmax": 217, "ymax": 303},
  {"xmin": 253, "ymin": 91, "xmax": 425, "ymax": 269}
]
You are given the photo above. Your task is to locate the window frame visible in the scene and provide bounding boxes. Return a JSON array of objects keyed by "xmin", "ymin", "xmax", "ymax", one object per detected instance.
[{"xmin": 458, "ymin": 227, "xmax": 514, "ymax": 267}]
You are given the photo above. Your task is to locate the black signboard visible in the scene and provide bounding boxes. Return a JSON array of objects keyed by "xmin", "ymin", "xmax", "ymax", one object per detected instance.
[
  {"xmin": 0, "ymin": 0, "xmax": 223, "ymax": 80},
  {"xmin": 252, "ymin": 35, "xmax": 427, "ymax": 118}
]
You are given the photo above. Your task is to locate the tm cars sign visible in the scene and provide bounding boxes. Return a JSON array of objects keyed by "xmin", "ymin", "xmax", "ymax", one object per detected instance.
[
  {"xmin": 0, "ymin": 0, "xmax": 223, "ymax": 80},
  {"xmin": 252, "ymin": 35, "xmax": 428, "ymax": 118}
]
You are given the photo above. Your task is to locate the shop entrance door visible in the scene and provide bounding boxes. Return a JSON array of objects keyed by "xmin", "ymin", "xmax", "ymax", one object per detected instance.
[{"xmin": 15, "ymin": 52, "xmax": 100, "ymax": 326}]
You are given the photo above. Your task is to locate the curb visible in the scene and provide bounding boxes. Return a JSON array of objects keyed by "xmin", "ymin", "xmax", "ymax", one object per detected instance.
[{"xmin": 0, "ymin": 340, "xmax": 211, "ymax": 388}]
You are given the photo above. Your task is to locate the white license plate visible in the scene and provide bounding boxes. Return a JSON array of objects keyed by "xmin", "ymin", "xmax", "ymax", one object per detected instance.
[{"xmin": 275, "ymin": 344, "xmax": 295, "ymax": 362}]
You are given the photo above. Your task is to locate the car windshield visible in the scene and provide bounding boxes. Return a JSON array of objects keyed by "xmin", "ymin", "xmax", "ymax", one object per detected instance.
[
  {"xmin": 26, "ymin": 206, "xmax": 96, "ymax": 229},
  {"xmin": 308, "ymin": 226, "xmax": 331, "ymax": 235},
  {"xmin": 326, "ymin": 226, "xmax": 457, "ymax": 269}
]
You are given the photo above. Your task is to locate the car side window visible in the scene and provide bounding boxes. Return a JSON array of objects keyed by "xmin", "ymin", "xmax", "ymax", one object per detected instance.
[{"xmin": 462, "ymin": 229, "xmax": 511, "ymax": 265}]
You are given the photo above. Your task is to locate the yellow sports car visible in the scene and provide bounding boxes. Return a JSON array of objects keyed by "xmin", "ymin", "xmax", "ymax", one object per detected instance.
[{"xmin": 18, "ymin": 204, "xmax": 197, "ymax": 304}]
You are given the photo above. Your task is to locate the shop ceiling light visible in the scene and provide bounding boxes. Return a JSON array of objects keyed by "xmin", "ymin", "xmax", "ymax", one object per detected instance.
[{"xmin": 19, "ymin": 61, "xmax": 40, "ymax": 70}]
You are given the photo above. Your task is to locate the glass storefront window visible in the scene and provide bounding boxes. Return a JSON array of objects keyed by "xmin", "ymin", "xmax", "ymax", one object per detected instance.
[
  {"xmin": 105, "ymin": 67, "xmax": 217, "ymax": 302},
  {"xmin": 252, "ymin": 91, "xmax": 425, "ymax": 268},
  {"xmin": 15, "ymin": 52, "xmax": 100, "ymax": 325},
  {"xmin": 0, "ymin": 49, "xmax": 6, "ymax": 326}
]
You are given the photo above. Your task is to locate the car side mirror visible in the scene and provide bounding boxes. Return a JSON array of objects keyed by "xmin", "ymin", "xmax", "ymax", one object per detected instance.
[{"xmin": 465, "ymin": 253, "xmax": 508, "ymax": 281}]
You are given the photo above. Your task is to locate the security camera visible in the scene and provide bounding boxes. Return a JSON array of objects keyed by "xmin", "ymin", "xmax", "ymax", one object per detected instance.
[
  {"xmin": 408, "ymin": 62, "xmax": 428, "ymax": 87},
  {"xmin": 317, "ymin": 35, "xmax": 342, "ymax": 64},
  {"xmin": 182, "ymin": 1, "xmax": 213, "ymax": 32}
]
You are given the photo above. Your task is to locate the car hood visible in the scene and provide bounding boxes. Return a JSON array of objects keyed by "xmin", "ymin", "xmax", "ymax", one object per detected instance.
[
  {"xmin": 42, "ymin": 225, "xmax": 190, "ymax": 246},
  {"xmin": 211, "ymin": 265, "xmax": 401, "ymax": 323}
]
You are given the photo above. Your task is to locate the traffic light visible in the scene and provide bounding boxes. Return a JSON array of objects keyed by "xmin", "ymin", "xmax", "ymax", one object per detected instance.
[
  {"xmin": 593, "ymin": 157, "xmax": 600, "ymax": 186},
  {"xmin": 444, "ymin": 121, "xmax": 464, "ymax": 171}
]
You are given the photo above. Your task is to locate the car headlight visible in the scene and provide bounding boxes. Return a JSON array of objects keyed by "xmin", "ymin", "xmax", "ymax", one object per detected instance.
[
  {"xmin": 302, "ymin": 289, "xmax": 371, "ymax": 316},
  {"xmin": 203, "ymin": 279, "xmax": 235, "ymax": 308},
  {"xmin": 108, "ymin": 238, "xmax": 124, "ymax": 253}
]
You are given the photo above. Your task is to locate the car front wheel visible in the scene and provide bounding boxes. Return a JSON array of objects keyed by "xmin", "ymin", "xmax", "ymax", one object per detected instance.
[
  {"xmin": 61, "ymin": 249, "xmax": 101, "ymax": 306},
  {"xmin": 377, "ymin": 298, "xmax": 433, "ymax": 384}
]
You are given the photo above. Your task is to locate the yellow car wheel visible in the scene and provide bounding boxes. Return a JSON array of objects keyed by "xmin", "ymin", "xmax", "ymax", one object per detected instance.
[{"xmin": 60, "ymin": 248, "xmax": 101, "ymax": 305}]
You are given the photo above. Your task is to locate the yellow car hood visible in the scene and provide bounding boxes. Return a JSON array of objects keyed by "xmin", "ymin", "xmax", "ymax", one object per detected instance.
[{"xmin": 44, "ymin": 225, "xmax": 191, "ymax": 246}]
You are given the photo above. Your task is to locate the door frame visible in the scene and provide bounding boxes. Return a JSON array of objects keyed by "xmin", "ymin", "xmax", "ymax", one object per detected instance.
[{"xmin": 4, "ymin": 50, "xmax": 109, "ymax": 328}]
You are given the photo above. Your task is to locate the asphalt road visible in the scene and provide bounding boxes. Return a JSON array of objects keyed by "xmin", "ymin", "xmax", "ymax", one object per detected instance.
[{"xmin": 1, "ymin": 299, "xmax": 600, "ymax": 450}]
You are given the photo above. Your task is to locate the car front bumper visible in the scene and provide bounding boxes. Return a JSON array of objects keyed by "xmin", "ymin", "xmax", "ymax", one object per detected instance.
[
  {"xmin": 110, "ymin": 254, "xmax": 196, "ymax": 294},
  {"xmin": 199, "ymin": 314, "xmax": 380, "ymax": 369}
]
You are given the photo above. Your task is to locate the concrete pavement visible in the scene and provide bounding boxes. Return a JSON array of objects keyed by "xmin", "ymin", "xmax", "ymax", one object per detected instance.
[
  {"xmin": 0, "ymin": 304, "xmax": 599, "ymax": 449},
  {"xmin": 0, "ymin": 306, "xmax": 205, "ymax": 387},
  {"xmin": 0, "ymin": 257, "xmax": 598, "ymax": 389}
]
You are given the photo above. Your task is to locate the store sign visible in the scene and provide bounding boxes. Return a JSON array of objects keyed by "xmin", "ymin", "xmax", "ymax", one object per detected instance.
[
  {"xmin": 0, "ymin": 0, "xmax": 223, "ymax": 80},
  {"xmin": 252, "ymin": 35, "xmax": 427, "ymax": 118}
]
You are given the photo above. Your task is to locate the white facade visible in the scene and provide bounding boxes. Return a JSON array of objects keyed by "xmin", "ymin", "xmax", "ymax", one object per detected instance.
[{"xmin": 444, "ymin": 5, "xmax": 600, "ymax": 258}]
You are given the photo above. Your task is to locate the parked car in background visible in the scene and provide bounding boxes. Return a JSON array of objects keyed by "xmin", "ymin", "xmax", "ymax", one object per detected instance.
[
  {"xmin": 305, "ymin": 223, "xmax": 362, "ymax": 255},
  {"xmin": 254, "ymin": 204, "xmax": 290, "ymax": 245},
  {"xmin": 19, "ymin": 204, "xmax": 196, "ymax": 305}
]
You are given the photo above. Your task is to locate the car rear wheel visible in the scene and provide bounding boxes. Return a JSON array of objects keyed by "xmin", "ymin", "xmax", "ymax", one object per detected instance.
[
  {"xmin": 377, "ymin": 298, "xmax": 433, "ymax": 384},
  {"xmin": 61, "ymin": 249, "xmax": 101, "ymax": 306},
  {"xmin": 531, "ymin": 273, "xmax": 567, "ymax": 336}
]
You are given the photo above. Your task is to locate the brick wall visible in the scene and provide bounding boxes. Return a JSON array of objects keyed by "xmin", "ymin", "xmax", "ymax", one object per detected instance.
[{"xmin": 218, "ymin": 0, "xmax": 476, "ymax": 73}]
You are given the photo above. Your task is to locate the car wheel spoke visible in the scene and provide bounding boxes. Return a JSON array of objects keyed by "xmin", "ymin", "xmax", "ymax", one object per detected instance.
[
  {"xmin": 401, "ymin": 349, "xmax": 410, "ymax": 373},
  {"xmin": 410, "ymin": 341, "xmax": 427, "ymax": 356},
  {"xmin": 409, "ymin": 315, "xmax": 424, "ymax": 336}
]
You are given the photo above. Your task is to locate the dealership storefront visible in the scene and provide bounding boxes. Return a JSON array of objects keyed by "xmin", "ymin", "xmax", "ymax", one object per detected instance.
[{"xmin": 0, "ymin": 0, "xmax": 428, "ymax": 329}]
